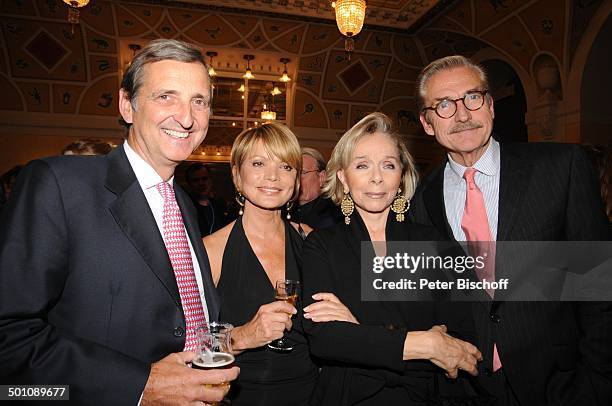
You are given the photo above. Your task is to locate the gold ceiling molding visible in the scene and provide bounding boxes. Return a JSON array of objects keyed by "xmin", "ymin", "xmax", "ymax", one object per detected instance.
[{"xmin": 154, "ymin": 0, "xmax": 443, "ymax": 30}]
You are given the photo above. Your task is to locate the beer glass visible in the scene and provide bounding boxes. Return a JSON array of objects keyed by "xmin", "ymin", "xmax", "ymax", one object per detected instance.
[
  {"xmin": 267, "ymin": 279, "xmax": 299, "ymax": 351},
  {"xmin": 194, "ymin": 322, "xmax": 235, "ymax": 404}
]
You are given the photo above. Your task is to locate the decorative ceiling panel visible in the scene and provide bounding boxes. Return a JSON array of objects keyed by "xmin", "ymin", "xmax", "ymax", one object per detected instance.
[{"xmin": 180, "ymin": 0, "xmax": 443, "ymax": 30}]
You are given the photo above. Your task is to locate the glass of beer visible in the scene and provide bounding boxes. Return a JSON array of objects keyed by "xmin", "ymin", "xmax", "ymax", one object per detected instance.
[
  {"xmin": 267, "ymin": 279, "xmax": 299, "ymax": 352},
  {"xmin": 193, "ymin": 322, "xmax": 235, "ymax": 404}
]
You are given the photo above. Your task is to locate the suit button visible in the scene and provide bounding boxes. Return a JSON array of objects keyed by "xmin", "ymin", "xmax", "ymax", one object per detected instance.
[
  {"xmin": 484, "ymin": 367, "xmax": 493, "ymax": 376},
  {"xmin": 173, "ymin": 326, "xmax": 184, "ymax": 337},
  {"xmin": 490, "ymin": 313, "xmax": 501, "ymax": 323}
]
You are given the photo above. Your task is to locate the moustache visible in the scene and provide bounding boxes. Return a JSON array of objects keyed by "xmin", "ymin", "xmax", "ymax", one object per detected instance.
[{"xmin": 450, "ymin": 122, "xmax": 483, "ymax": 134}]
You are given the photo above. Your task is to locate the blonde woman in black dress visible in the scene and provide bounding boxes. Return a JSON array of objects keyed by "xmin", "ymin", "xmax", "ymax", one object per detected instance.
[{"xmin": 203, "ymin": 123, "xmax": 317, "ymax": 405}]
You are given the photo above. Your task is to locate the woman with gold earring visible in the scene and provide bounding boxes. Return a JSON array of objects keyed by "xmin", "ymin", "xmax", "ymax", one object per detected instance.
[
  {"xmin": 301, "ymin": 113, "xmax": 484, "ymax": 405},
  {"xmin": 202, "ymin": 122, "xmax": 318, "ymax": 405}
]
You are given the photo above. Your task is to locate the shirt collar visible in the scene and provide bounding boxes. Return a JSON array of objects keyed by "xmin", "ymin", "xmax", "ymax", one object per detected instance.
[
  {"xmin": 123, "ymin": 141, "xmax": 174, "ymax": 190},
  {"xmin": 446, "ymin": 138, "xmax": 500, "ymax": 183}
]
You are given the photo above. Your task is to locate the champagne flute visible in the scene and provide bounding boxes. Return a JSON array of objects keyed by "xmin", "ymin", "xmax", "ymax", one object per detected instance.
[
  {"xmin": 268, "ymin": 279, "xmax": 300, "ymax": 352},
  {"xmin": 193, "ymin": 322, "xmax": 235, "ymax": 405}
]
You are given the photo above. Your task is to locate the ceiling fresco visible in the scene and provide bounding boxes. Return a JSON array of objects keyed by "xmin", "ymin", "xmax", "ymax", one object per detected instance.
[{"xmin": 0, "ymin": 0, "xmax": 606, "ymax": 151}]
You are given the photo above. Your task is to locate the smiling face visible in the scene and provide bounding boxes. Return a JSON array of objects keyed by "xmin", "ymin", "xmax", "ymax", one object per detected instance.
[
  {"xmin": 419, "ymin": 66, "xmax": 494, "ymax": 167},
  {"xmin": 119, "ymin": 59, "xmax": 211, "ymax": 180},
  {"xmin": 234, "ymin": 140, "xmax": 297, "ymax": 212},
  {"xmin": 337, "ymin": 132, "xmax": 402, "ymax": 217}
]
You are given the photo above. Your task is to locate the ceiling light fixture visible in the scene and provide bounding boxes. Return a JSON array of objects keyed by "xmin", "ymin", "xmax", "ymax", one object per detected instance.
[
  {"xmin": 334, "ymin": 0, "xmax": 366, "ymax": 60},
  {"xmin": 206, "ymin": 51, "xmax": 217, "ymax": 77},
  {"xmin": 279, "ymin": 58, "xmax": 291, "ymax": 83},
  {"xmin": 63, "ymin": 0, "xmax": 90, "ymax": 33},
  {"xmin": 243, "ymin": 55, "xmax": 255, "ymax": 80},
  {"xmin": 261, "ymin": 103, "xmax": 277, "ymax": 121},
  {"xmin": 271, "ymin": 83, "xmax": 282, "ymax": 96}
]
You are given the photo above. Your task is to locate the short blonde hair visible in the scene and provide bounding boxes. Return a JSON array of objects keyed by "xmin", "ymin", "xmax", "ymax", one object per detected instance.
[
  {"xmin": 231, "ymin": 122, "xmax": 302, "ymax": 202},
  {"xmin": 323, "ymin": 112, "xmax": 418, "ymax": 205}
]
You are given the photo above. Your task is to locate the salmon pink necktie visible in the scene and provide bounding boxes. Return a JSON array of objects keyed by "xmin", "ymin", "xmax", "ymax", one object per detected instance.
[
  {"xmin": 460, "ymin": 168, "xmax": 502, "ymax": 372},
  {"xmin": 157, "ymin": 182, "xmax": 207, "ymax": 352}
]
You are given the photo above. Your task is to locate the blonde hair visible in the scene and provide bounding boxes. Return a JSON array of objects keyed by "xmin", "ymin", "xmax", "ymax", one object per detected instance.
[
  {"xmin": 323, "ymin": 112, "xmax": 418, "ymax": 205},
  {"xmin": 231, "ymin": 122, "xmax": 302, "ymax": 202}
]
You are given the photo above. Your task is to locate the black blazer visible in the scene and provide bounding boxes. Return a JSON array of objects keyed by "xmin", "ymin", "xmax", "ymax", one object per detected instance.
[
  {"xmin": 302, "ymin": 211, "xmax": 483, "ymax": 405},
  {"xmin": 409, "ymin": 141, "xmax": 612, "ymax": 405},
  {"xmin": 0, "ymin": 146, "xmax": 219, "ymax": 405}
]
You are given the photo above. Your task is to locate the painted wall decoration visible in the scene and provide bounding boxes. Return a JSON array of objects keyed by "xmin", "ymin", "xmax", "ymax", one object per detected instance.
[{"xmin": 0, "ymin": 0, "xmax": 606, "ymax": 140}]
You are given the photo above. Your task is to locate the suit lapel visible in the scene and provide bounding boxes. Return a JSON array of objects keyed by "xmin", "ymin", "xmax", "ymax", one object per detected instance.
[
  {"xmin": 497, "ymin": 144, "xmax": 532, "ymax": 242},
  {"xmin": 175, "ymin": 185, "xmax": 220, "ymax": 321},
  {"xmin": 105, "ymin": 147, "xmax": 181, "ymax": 308},
  {"xmin": 422, "ymin": 165, "xmax": 455, "ymax": 240}
]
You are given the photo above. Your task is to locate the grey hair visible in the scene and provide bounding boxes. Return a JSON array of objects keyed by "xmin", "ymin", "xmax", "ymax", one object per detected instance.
[
  {"xmin": 301, "ymin": 147, "xmax": 326, "ymax": 171},
  {"xmin": 120, "ymin": 39, "xmax": 210, "ymax": 127},
  {"xmin": 323, "ymin": 112, "xmax": 418, "ymax": 205},
  {"xmin": 416, "ymin": 55, "xmax": 489, "ymax": 112}
]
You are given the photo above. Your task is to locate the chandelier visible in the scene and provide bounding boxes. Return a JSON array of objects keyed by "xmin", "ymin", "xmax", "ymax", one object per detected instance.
[
  {"xmin": 63, "ymin": 0, "xmax": 90, "ymax": 33},
  {"xmin": 261, "ymin": 104, "xmax": 277, "ymax": 121},
  {"xmin": 333, "ymin": 0, "xmax": 366, "ymax": 59}
]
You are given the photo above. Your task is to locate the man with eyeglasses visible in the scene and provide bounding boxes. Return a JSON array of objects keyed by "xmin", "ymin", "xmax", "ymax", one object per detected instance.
[
  {"xmin": 292, "ymin": 147, "xmax": 342, "ymax": 230},
  {"xmin": 410, "ymin": 55, "xmax": 611, "ymax": 405}
]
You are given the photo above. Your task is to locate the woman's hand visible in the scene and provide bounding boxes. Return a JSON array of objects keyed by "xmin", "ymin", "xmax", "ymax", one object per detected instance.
[
  {"xmin": 230, "ymin": 301, "xmax": 295, "ymax": 352},
  {"xmin": 403, "ymin": 325, "xmax": 482, "ymax": 378},
  {"xmin": 303, "ymin": 292, "xmax": 359, "ymax": 324}
]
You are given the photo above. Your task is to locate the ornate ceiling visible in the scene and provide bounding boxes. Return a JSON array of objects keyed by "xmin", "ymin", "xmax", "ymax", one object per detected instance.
[{"xmin": 171, "ymin": 0, "xmax": 445, "ymax": 30}]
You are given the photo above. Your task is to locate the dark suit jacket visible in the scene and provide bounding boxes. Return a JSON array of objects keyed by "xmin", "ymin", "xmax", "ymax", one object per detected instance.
[
  {"xmin": 296, "ymin": 196, "xmax": 343, "ymax": 230},
  {"xmin": 0, "ymin": 146, "xmax": 219, "ymax": 405},
  {"xmin": 409, "ymin": 141, "xmax": 612, "ymax": 405},
  {"xmin": 302, "ymin": 212, "xmax": 483, "ymax": 405}
]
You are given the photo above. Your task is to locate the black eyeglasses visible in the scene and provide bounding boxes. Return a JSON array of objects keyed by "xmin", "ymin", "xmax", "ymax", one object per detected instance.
[
  {"xmin": 422, "ymin": 90, "xmax": 488, "ymax": 119},
  {"xmin": 300, "ymin": 169, "xmax": 320, "ymax": 177}
]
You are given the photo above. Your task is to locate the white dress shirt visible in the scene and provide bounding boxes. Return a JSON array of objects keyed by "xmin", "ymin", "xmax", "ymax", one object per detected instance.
[
  {"xmin": 123, "ymin": 142, "xmax": 210, "ymax": 322},
  {"xmin": 443, "ymin": 138, "xmax": 501, "ymax": 241}
]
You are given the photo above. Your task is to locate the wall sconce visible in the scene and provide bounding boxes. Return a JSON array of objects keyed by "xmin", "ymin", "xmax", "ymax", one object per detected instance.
[
  {"xmin": 206, "ymin": 51, "xmax": 217, "ymax": 77},
  {"xmin": 279, "ymin": 58, "xmax": 291, "ymax": 82},
  {"xmin": 243, "ymin": 55, "xmax": 255, "ymax": 79}
]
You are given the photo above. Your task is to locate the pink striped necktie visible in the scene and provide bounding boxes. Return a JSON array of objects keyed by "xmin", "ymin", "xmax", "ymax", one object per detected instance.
[
  {"xmin": 460, "ymin": 168, "xmax": 502, "ymax": 372},
  {"xmin": 157, "ymin": 181, "xmax": 207, "ymax": 352}
]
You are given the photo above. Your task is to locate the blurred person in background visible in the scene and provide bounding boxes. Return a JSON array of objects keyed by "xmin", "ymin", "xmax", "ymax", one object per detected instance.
[
  {"xmin": 290, "ymin": 147, "xmax": 342, "ymax": 231},
  {"xmin": 186, "ymin": 162, "xmax": 231, "ymax": 236},
  {"xmin": 62, "ymin": 138, "xmax": 114, "ymax": 155}
]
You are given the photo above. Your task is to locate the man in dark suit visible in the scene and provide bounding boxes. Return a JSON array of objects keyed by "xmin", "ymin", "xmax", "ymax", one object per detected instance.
[
  {"xmin": 0, "ymin": 39, "xmax": 238, "ymax": 405},
  {"xmin": 292, "ymin": 147, "xmax": 342, "ymax": 229},
  {"xmin": 409, "ymin": 55, "xmax": 611, "ymax": 405}
]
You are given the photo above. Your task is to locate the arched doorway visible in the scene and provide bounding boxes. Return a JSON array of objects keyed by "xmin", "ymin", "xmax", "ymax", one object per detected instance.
[
  {"xmin": 481, "ymin": 59, "xmax": 528, "ymax": 143},
  {"xmin": 581, "ymin": 13, "xmax": 612, "ymax": 146}
]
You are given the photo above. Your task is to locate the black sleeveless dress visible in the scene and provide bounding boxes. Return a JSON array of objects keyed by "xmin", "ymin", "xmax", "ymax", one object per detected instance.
[{"xmin": 217, "ymin": 218, "xmax": 318, "ymax": 405}]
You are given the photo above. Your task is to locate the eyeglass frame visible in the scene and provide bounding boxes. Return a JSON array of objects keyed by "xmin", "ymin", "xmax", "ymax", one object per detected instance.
[
  {"xmin": 421, "ymin": 89, "xmax": 489, "ymax": 119},
  {"xmin": 300, "ymin": 169, "xmax": 321, "ymax": 177}
]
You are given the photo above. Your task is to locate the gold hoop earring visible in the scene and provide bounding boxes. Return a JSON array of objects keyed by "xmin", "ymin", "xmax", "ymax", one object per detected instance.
[
  {"xmin": 235, "ymin": 191, "xmax": 245, "ymax": 216},
  {"xmin": 391, "ymin": 188, "xmax": 409, "ymax": 222},
  {"xmin": 340, "ymin": 191, "xmax": 354, "ymax": 225},
  {"xmin": 285, "ymin": 200, "xmax": 293, "ymax": 220}
]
